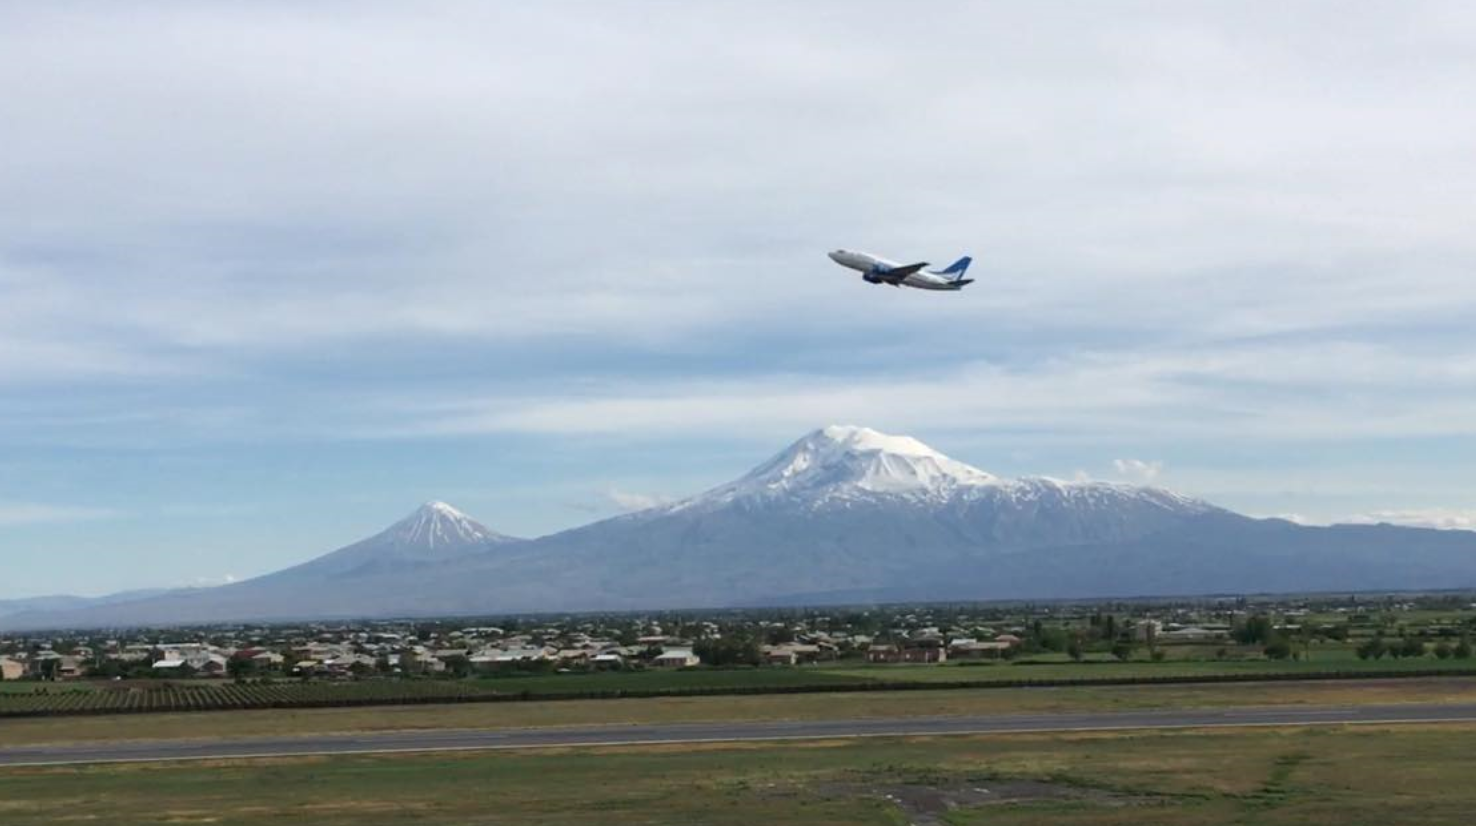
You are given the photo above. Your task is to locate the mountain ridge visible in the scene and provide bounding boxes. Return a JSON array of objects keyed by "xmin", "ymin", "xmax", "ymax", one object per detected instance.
[{"xmin": 3, "ymin": 425, "xmax": 1474, "ymax": 630}]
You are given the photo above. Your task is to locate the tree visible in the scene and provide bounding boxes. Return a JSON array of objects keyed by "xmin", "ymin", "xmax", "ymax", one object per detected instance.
[
  {"xmin": 1263, "ymin": 636, "xmax": 1293, "ymax": 660},
  {"xmin": 399, "ymin": 649, "xmax": 420, "ymax": 675},
  {"xmin": 443, "ymin": 654, "xmax": 472, "ymax": 679},
  {"xmin": 1399, "ymin": 637, "xmax": 1427, "ymax": 659},
  {"xmin": 693, "ymin": 635, "xmax": 760, "ymax": 667},
  {"xmin": 227, "ymin": 657, "xmax": 256, "ymax": 682},
  {"xmin": 1455, "ymin": 637, "xmax": 1473, "ymax": 660},
  {"xmin": 765, "ymin": 626, "xmax": 796, "ymax": 646},
  {"xmin": 1066, "ymin": 635, "xmax": 1084, "ymax": 662},
  {"xmin": 1111, "ymin": 640, "xmax": 1135, "ymax": 662},
  {"xmin": 1356, "ymin": 636, "xmax": 1386, "ymax": 661},
  {"xmin": 1234, "ymin": 615, "xmax": 1274, "ymax": 646},
  {"xmin": 1036, "ymin": 627, "xmax": 1069, "ymax": 653},
  {"xmin": 1434, "ymin": 642, "xmax": 1454, "ymax": 660}
]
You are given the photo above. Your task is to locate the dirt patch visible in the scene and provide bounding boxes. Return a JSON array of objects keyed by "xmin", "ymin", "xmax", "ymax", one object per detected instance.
[{"xmin": 815, "ymin": 779, "xmax": 1144, "ymax": 825}]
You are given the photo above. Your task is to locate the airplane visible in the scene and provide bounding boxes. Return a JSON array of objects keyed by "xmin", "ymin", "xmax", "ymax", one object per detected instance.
[{"xmin": 827, "ymin": 249, "xmax": 974, "ymax": 291}]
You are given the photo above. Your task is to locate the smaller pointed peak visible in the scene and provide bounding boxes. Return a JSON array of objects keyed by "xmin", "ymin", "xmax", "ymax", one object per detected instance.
[{"xmin": 387, "ymin": 501, "xmax": 514, "ymax": 549}]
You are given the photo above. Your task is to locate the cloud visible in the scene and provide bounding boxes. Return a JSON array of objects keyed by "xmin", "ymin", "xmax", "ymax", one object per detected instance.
[
  {"xmin": 377, "ymin": 340, "xmax": 1476, "ymax": 446},
  {"xmin": 1113, "ymin": 459, "xmax": 1164, "ymax": 482},
  {"xmin": 606, "ymin": 489, "xmax": 672, "ymax": 512},
  {"xmin": 1346, "ymin": 509, "xmax": 1476, "ymax": 531},
  {"xmin": 0, "ymin": 502, "xmax": 119, "ymax": 527},
  {"xmin": 2, "ymin": 3, "xmax": 1475, "ymax": 386}
]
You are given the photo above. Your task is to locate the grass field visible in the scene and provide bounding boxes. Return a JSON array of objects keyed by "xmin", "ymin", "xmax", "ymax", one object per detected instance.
[
  {"xmin": 3, "ymin": 676, "xmax": 1475, "ymax": 747},
  {"xmin": 2, "ymin": 722, "xmax": 1473, "ymax": 824}
]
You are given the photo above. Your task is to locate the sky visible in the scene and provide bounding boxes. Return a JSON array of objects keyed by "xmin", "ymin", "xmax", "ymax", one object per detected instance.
[{"xmin": 3, "ymin": 2, "xmax": 1475, "ymax": 598}]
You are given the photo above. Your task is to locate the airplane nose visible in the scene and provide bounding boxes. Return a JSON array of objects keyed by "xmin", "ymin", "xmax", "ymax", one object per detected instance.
[{"xmin": 827, "ymin": 250, "xmax": 842, "ymax": 262}]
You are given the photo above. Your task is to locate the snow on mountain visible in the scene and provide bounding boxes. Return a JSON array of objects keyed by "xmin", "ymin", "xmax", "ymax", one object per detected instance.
[
  {"xmin": 460, "ymin": 427, "xmax": 1233, "ymax": 611},
  {"xmin": 684, "ymin": 425, "xmax": 999, "ymax": 506},
  {"xmin": 274, "ymin": 501, "xmax": 519, "ymax": 578},
  {"xmin": 9, "ymin": 426, "xmax": 1476, "ymax": 629},
  {"xmin": 385, "ymin": 501, "xmax": 511, "ymax": 549},
  {"xmin": 668, "ymin": 425, "xmax": 1213, "ymax": 518}
]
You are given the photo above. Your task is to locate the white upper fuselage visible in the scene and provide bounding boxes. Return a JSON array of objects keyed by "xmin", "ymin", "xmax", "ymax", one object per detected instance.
[{"xmin": 827, "ymin": 249, "xmax": 968, "ymax": 291}]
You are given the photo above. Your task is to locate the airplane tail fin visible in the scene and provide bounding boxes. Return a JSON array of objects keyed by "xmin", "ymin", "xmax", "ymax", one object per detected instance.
[{"xmin": 928, "ymin": 255, "xmax": 973, "ymax": 282}]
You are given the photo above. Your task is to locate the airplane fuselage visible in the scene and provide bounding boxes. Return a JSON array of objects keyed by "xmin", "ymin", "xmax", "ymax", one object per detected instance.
[{"xmin": 827, "ymin": 249, "xmax": 973, "ymax": 291}]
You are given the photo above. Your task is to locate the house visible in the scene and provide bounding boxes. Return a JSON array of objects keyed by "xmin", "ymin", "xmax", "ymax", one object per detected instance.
[
  {"xmin": 653, "ymin": 648, "xmax": 700, "ymax": 668},
  {"xmin": 0, "ymin": 656, "xmax": 24, "ymax": 681},
  {"xmin": 250, "ymin": 651, "xmax": 286, "ymax": 668},
  {"xmin": 1134, "ymin": 620, "xmax": 1164, "ymax": 642},
  {"xmin": 28, "ymin": 652, "xmax": 84, "ymax": 679},
  {"xmin": 322, "ymin": 653, "xmax": 377, "ymax": 676},
  {"xmin": 763, "ymin": 646, "xmax": 798, "ymax": 666},
  {"xmin": 1162, "ymin": 626, "xmax": 1227, "ymax": 642},
  {"xmin": 866, "ymin": 644, "xmax": 903, "ymax": 664},
  {"xmin": 948, "ymin": 639, "xmax": 1011, "ymax": 660},
  {"xmin": 763, "ymin": 643, "xmax": 827, "ymax": 665},
  {"xmin": 900, "ymin": 645, "xmax": 946, "ymax": 664},
  {"xmin": 591, "ymin": 652, "xmax": 624, "ymax": 669},
  {"xmin": 195, "ymin": 653, "xmax": 230, "ymax": 677}
]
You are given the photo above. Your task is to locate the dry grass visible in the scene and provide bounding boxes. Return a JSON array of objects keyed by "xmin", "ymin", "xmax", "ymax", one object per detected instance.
[{"xmin": 4, "ymin": 723, "xmax": 1476, "ymax": 825}]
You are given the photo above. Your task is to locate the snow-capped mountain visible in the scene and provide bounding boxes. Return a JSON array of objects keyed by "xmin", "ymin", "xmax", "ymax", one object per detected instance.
[
  {"xmin": 0, "ymin": 502, "xmax": 524, "ymax": 629},
  {"xmin": 7, "ymin": 426, "xmax": 1476, "ymax": 629},
  {"xmin": 277, "ymin": 501, "xmax": 518, "ymax": 578},
  {"xmin": 692, "ymin": 425, "xmax": 1002, "ymax": 504},
  {"xmin": 462, "ymin": 426, "xmax": 1231, "ymax": 610},
  {"xmin": 674, "ymin": 424, "xmax": 1212, "ymax": 511}
]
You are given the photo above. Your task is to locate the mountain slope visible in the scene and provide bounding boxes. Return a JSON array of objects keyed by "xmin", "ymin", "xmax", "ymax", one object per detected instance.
[
  {"xmin": 6, "ymin": 427, "xmax": 1476, "ymax": 629},
  {"xmin": 434, "ymin": 426, "xmax": 1229, "ymax": 610},
  {"xmin": 0, "ymin": 502, "xmax": 523, "ymax": 629}
]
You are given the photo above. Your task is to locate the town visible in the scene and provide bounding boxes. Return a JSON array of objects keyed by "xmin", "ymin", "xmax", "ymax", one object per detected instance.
[{"xmin": 5, "ymin": 593, "xmax": 1474, "ymax": 686}]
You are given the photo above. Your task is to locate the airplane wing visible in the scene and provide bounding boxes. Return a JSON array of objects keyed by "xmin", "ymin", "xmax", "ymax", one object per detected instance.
[{"xmin": 880, "ymin": 262, "xmax": 928, "ymax": 283}]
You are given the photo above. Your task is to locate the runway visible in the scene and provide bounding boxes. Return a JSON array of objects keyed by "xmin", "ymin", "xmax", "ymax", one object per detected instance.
[{"xmin": 4, "ymin": 702, "xmax": 1475, "ymax": 767}]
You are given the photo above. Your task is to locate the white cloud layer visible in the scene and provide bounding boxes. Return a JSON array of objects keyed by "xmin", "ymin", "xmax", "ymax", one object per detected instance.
[
  {"xmin": 1113, "ymin": 459, "xmax": 1164, "ymax": 482},
  {"xmin": 1347, "ymin": 509, "xmax": 1476, "ymax": 531},
  {"xmin": 606, "ymin": 489, "xmax": 672, "ymax": 512}
]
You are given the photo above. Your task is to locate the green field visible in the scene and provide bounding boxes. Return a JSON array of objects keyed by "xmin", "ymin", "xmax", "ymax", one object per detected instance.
[
  {"xmin": 5, "ymin": 676, "xmax": 1475, "ymax": 748},
  {"xmin": 5, "ymin": 654, "xmax": 1476, "ymax": 718},
  {"xmin": 3, "ymin": 722, "xmax": 1473, "ymax": 824}
]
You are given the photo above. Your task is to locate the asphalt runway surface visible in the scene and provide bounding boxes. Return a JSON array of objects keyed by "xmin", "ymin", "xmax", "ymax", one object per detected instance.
[{"xmin": 4, "ymin": 702, "xmax": 1475, "ymax": 767}]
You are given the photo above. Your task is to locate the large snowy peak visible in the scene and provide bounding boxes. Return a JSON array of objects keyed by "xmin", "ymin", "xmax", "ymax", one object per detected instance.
[
  {"xmin": 685, "ymin": 425, "xmax": 999, "ymax": 507},
  {"xmin": 671, "ymin": 425, "xmax": 1212, "ymax": 520}
]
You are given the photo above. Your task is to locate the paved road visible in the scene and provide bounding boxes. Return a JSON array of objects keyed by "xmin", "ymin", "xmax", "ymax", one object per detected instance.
[{"xmin": 4, "ymin": 702, "xmax": 1475, "ymax": 767}]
